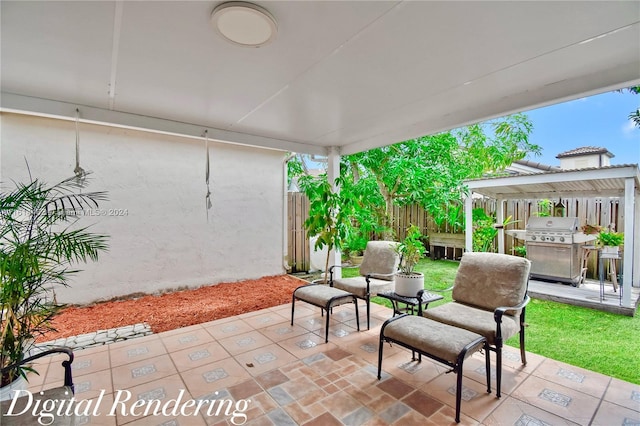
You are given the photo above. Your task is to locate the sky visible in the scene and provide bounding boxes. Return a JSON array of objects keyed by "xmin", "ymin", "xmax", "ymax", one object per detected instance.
[{"xmin": 520, "ymin": 90, "xmax": 639, "ymax": 167}]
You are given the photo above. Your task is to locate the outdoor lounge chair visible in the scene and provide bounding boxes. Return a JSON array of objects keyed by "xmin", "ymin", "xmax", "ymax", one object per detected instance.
[
  {"xmin": 422, "ymin": 252, "xmax": 531, "ymax": 398},
  {"xmin": 329, "ymin": 240, "xmax": 400, "ymax": 329}
]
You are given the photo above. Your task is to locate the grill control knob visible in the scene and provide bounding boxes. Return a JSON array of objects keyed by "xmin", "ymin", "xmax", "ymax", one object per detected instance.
[
  {"xmin": 549, "ymin": 236, "xmax": 555, "ymax": 242},
  {"xmin": 531, "ymin": 236, "xmax": 536, "ymax": 241},
  {"xmin": 559, "ymin": 236, "xmax": 565, "ymax": 242}
]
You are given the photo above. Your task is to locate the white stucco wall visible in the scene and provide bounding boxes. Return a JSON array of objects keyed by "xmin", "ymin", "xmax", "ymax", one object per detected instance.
[{"xmin": 1, "ymin": 113, "xmax": 285, "ymax": 304}]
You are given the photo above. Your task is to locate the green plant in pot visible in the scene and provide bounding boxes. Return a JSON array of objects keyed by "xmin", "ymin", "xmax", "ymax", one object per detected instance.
[
  {"xmin": 596, "ymin": 231, "xmax": 624, "ymax": 256},
  {"xmin": 0, "ymin": 174, "xmax": 108, "ymax": 394},
  {"xmin": 393, "ymin": 225, "xmax": 426, "ymax": 297},
  {"xmin": 345, "ymin": 231, "xmax": 368, "ymax": 265}
]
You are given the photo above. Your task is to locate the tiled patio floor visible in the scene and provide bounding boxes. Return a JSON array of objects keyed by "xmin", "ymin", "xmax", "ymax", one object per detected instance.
[{"xmin": 25, "ymin": 302, "xmax": 639, "ymax": 425}]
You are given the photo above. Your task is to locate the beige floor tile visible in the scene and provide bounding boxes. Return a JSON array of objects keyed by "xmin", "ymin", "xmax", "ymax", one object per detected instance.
[
  {"xmin": 233, "ymin": 343, "xmax": 298, "ymax": 377},
  {"xmin": 218, "ymin": 330, "xmax": 274, "ymax": 356},
  {"xmin": 591, "ymin": 400, "xmax": 640, "ymax": 425},
  {"xmin": 377, "ymin": 350, "xmax": 442, "ymax": 389},
  {"xmin": 259, "ymin": 320, "xmax": 311, "ymax": 342},
  {"xmin": 73, "ymin": 392, "xmax": 117, "ymax": 426},
  {"xmin": 110, "ymin": 338, "xmax": 168, "ymax": 367},
  {"xmin": 603, "ymin": 376, "xmax": 640, "ymax": 412},
  {"xmin": 204, "ymin": 318, "xmax": 255, "ymax": 340},
  {"xmin": 112, "ymin": 354, "xmax": 178, "ymax": 390},
  {"xmin": 345, "ymin": 332, "xmax": 400, "ymax": 365},
  {"xmin": 311, "ymin": 321, "xmax": 361, "ymax": 343},
  {"xmin": 239, "ymin": 307, "xmax": 272, "ymax": 319},
  {"xmin": 418, "ymin": 371, "xmax": 502, "ymax": 423},
  {"xmin": 293, "ymin": 311, "xmax": 328, "ymax": 333},
  {"xmin": 170, "ymin": 341, "xmax": 231, "ymax": 372},
  {"xmin": 72, "ymin": 349, "xmax": 113, "ymax": 376},
  {"xmin": 461, "ymin": 351, "xmax": 530, "ymax": 397},
  {"xmin": 320, "ymin": 389, "xmax": 367, "ymax": 420},
  {"xmin": 160, "ymin": 327, "xmax": 216, "ymax": 352},
  {"xmin": 74, "ymin": 368, "xmax": 114, "ymax": 400},
  {"xmin": 180, "ymin": 358, "xmax": 251, "ymax": 399},
  {"xmin": 277, "ymin": 332, "xmax": 338, "ymax": 359},
  {"xmin": 532, "ymin": 358, "xmax": 612, "ymax": 398},
  {"xmin": 511, "ymin": 375, "xmax": 601, "ymax": 425},
  {"xmin": 269, "ymin": 303, "xmax": 313, "ymax": 320},
  {"xmin": 125, "ymin": 411, "xmax": 208, "ymax": 425},
  {"xmin": 111, "ymin": 374, "xmax": 190, "ymax": 425},
  {"xmin": 157, "ymin": 323, "xmax": 206, "ymax": 338},
  {"xmin": 241, "ymin": 311, "xmax": 288, "ymax": 329},
  {"xmin": 483, "ymin": 396, "xmax": 580, "ymax": 425},
  {"xmin": 500, "ymin": 346, "xmax": 546, "ymax": 373}
]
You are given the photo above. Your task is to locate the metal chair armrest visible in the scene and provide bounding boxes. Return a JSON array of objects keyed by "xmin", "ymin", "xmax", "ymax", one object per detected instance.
[
  {"xmin": 494, "ymin": 295, "xmax": 531, "ymax": 323},
  {"xmin": 1, "ymin": 347, "xmax": 75, "ymax": 389}
]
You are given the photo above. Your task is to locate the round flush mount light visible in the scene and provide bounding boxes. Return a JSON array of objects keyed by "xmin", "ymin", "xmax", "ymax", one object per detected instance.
[{"xmin": 211, "ymin": 2, "xmax": 277, "ymax": 47}]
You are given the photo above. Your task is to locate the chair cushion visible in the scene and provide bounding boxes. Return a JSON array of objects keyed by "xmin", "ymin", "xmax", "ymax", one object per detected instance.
[
  {"xmin": 359, "ymin": 241, "xmax": 400, "ymax": 281},
  {"xmin": 294, "ymin": 285, "xmax": 354, "ymax": 307},
  {"xmin": 383, "ymin": 316, "xmax": 484, "ymax": 364},
  {"xmin": 332, "ymin": 277, "xmax": 394, "ymax": 299},
  {"xmin": 422, "ymin": 302, "xmax": 520, "ymax": 346},
  {"xmin": 452, "ymin": 252, "xmax": 530, "ymax": 312}
]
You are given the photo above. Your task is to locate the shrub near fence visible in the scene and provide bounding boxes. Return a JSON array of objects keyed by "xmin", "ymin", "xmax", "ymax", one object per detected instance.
[{"xmin": 287, "ymin": 192, "xmax": 623, "ymax": 277}]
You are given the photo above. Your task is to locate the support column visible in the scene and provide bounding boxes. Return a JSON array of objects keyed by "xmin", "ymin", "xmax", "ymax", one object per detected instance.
[
  {"xmin": 327, "ymin": 147, "xmax": 342, "ymax": 279},
  {"xmin": 622, "ymin": 177, "xmax": 636, "ymax": 307},
  {"xmin": 496, "ymin": 199, "xmax": 505, "ymax": 254},
  {"xmin": 464, "ymin": 193, "xmax": 473, "ymax": 253}
]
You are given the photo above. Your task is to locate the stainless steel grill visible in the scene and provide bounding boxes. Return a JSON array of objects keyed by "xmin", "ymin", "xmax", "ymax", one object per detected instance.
[{"xmin": 525, "ymin": 217, "xmax": 595, "ymax": 285}]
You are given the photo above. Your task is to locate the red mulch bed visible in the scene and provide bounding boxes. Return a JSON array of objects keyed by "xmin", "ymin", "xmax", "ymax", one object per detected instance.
[{"xmin": 38, "ymin": 275, "xmax": 303, "ymax": 342}]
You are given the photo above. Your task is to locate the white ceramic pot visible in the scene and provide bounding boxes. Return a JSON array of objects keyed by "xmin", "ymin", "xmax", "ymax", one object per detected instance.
[
  {"xmin": 0, "ymin": 374, "xmax": 27, "ymax": 401},
  {"xmin": 395, "ymin": 272, "xmax": 424, "ymax": 297}
]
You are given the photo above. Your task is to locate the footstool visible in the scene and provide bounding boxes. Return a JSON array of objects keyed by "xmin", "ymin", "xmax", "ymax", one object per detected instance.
[
  {"xmin": 291, "ymin": 284, "xmax": 360, "ymax": 343},
  {"xmin": 378, "ymin": 314, "xmax": 489, "ymax": 423}
]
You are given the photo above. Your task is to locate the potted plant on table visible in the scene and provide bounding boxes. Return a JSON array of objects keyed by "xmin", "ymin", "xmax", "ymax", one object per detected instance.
[
  {"xmin": 596, "ymin": 231, "xmax": 624, "ymax": 256},
  {"xmin": 393, "ymin": 225, "xmax": 426, "ymax": 297},
  {"xmin": 1, "ymin": 174, "xmax": 108, "ymax": 399}
]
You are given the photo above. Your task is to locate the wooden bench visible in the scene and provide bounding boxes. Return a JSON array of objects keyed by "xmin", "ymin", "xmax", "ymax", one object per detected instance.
[
  {"xmin": 429, "ymin": 233, "xmax": 465, "ymax": 260},
  {"xmin": 378, "ymin": 315, "xmax": 488, "ymax": 423}
]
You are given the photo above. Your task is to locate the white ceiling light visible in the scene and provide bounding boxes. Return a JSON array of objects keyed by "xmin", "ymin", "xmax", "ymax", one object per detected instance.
[{"xmin": 211, "ymin": 2, "xmax": 277, "ymax": 47}]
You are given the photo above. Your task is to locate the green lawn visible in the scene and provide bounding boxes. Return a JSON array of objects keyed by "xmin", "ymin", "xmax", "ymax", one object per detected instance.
[{"xmin": 342, "ymin": 258, "xmax": 640, "ymax": 385}]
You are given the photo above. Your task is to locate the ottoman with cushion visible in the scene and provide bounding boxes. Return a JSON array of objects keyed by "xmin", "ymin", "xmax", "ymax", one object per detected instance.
[
  {"xmin": 378, "ymin": 314, "xmax": 489, "ymax": 423},
  {"xmin": 291, "ymin": 283, "xmax": 360, "ymax": 343}
]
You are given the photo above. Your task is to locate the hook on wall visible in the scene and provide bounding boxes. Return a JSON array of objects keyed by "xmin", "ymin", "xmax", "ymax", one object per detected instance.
[{"xmin": 74, "ymin": 108, "xmax": 87, "ymax": 182}]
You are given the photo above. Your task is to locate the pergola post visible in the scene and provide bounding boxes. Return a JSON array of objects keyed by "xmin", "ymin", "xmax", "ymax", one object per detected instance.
[
  {"xmin": 496, "ymin": 199, "xmax": 505, "ymax": 254},
  {"xmin": 327, "ymin": 146, "xmax": 342, "ymax": 279},
  {"xmin": 622, "ymin": 177, "xmax": 637, "ymax": 307},
  {"xmin": 464, "ymin": 193, "xmax": 473, "ymax": 253}
]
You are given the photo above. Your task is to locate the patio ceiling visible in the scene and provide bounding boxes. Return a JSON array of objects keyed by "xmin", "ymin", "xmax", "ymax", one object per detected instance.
[{"xmin": 1, "ymin": 1, "xmax": 639, "ymax": 156}]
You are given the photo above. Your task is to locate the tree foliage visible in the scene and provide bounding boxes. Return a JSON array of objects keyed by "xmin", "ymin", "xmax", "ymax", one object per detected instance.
[{"xmin": 342, "ymin": 113, "xmax": 538, "ymax": 234}]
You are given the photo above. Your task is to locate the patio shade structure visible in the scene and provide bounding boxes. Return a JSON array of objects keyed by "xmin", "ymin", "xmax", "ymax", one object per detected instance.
[
  {"xmin": 1, "ymin": 1, "xmax": 639, "ymax": 156},
  {"xmin": 1, "ymin": 2, "xmax": 639, "ymax": 288},
  {"xmin": 463, "ymin": 165, "xmax": 640, "ymax": 308}
]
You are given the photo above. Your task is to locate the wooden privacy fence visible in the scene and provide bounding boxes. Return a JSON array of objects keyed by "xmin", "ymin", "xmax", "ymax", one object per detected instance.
[{"xmin": 287, "ymin": 192, "xmax": 624, "ymax": 276}]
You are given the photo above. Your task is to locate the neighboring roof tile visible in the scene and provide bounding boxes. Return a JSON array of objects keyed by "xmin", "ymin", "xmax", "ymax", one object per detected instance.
[{"xmin": 556, "ymin": 146, "xmax": 614, "ymax": 159}]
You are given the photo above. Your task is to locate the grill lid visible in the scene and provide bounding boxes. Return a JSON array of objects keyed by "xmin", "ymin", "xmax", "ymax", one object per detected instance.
[{"xmin": 526, "ymin": 217, "xmax": 579, "ymax": 232}]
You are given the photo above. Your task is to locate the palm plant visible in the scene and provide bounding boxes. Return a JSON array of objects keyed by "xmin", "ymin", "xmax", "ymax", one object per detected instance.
[{"xmin": 1, "ymin": 174, "xmax": 108, "ymax": 387}]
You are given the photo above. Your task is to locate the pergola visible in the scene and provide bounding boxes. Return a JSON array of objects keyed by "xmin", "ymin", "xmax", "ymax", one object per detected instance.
[{"xmin": 463, "ymin": 165, "xmax": 640, "ymax": 308}]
